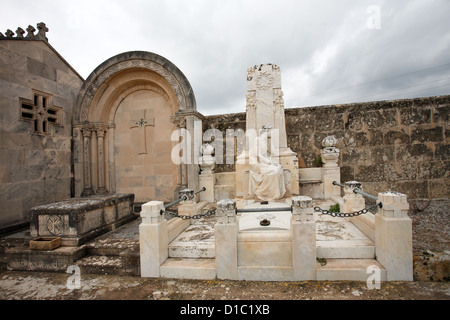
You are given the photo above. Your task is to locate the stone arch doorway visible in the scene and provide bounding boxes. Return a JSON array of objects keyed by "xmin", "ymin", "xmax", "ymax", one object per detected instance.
[{"xmin": 73, "ymin": 51, "xmax": 200, "ymax": 203}]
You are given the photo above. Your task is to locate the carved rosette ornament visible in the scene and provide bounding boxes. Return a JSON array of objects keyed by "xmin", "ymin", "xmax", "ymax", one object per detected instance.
[{"xmin": 255, "ymin": 71, "xmax": 274, "ymax": 90}]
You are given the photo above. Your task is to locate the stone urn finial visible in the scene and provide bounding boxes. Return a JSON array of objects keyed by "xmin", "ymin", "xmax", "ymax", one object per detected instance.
[
  {"xmin": 199, "ymin": 143, "xmax": 215, "ymax": 174},
  {"xmin": 322, "ymin": 135, "xmax": 337, "ymax": 148},
  {"xmin": 321, "ymin": 136, "xmax": 340, "ymax": 167}
]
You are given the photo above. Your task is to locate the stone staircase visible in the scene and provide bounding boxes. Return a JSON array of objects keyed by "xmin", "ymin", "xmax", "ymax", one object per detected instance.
[
  {"xmin": 315, "ymin": 213, "xmax": 386, "ymax": 281},
  {"xmin": 163, "ymin": 217, "xmax": 217, "ymax": 280},
  {"xmin": 73, "ymin": 218, "xmax": 141, "ymax": 276}
]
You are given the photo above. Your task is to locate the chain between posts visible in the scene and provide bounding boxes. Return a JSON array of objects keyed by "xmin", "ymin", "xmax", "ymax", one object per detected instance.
[
  {"xmin": 314, "ymin": 203, "xmax": 380, "ymax": 218},
  {"xmin": 165, "ymin": 208, "xmax": 216, "ymax": 220}
]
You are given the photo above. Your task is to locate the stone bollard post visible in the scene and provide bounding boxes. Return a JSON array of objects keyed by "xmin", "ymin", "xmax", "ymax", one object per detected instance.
[
  {"xmin": 178, "ymin": 188, "xmax": 196, "ymax": 224},
  {"xmin": 139, "ymin": 201, "xmax": 168, "ymax": 277},
  {"xmin": 375, "ymin": 191, "xmax": 413, "ymax": 281},
  {"xmin": 342, "ymin": 181, "xmax": 365, "ymax": 212},
  {"xmin": 215, "ymin": 199, "xmax": 238, "ymax": 280},
  {"xmin": 291, "ymin": 196, "xmax": 317, "ymax": 280}
]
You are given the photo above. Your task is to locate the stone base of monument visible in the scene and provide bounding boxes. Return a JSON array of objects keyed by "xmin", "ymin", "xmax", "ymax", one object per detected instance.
[
  {"xmin": 0, "ymin": 193, "xmax": 137, "ymax": 273},
  {"xmin": 30, "ymin": 194, "xmax": 136, "ymax": 246}
]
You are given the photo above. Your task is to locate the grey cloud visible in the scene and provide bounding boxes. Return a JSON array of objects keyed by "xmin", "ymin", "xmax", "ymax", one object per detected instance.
[{"xmin": 1, "ymin": 0, "xmax": 448, "ymax": 115}]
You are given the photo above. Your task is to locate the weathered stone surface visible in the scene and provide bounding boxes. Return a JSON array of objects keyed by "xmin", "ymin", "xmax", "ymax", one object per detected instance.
[
  {"xmin": 29, "ymin": 194, "xmax": 135, "ymax": 246},
  {"xmin": 0, "ymin": 39, "xmax": 83, "ymax": 232}
]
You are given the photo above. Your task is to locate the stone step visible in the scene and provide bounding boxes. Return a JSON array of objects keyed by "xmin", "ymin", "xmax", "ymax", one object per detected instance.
[
  {"xmin": 169, "ymin": 243, "xmax": 215, "ymax": 258},
  {"xmin": 74, "ymin": 254, "xmax": 139, "ymax": 276},
  {"xmin": 316, "ymin": 258, "xmax": 386, "ymax": 281},
  {"xmin": 316, "ymin": 240, "xmax": 375, "ymax": 259},
  {"xmin": 168, "ymin": 218, "xmax": 215, "ymax": 259},
  {"xmin": 85, "ymin": 239, "xmax": 139, "ymax": 256},
  {"xmin": 160, "ymin": 258, "xmax": 216, "ymax": 280}
]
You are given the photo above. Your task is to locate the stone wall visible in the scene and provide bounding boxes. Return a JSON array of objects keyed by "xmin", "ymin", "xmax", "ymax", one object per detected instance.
[
  {"xmin": 203, "ymin": 95, "xmax": 449, "ymax": 200},
  {"xmin": 0, "ymin": 39, "xmax": 84, "ymax": 232}
]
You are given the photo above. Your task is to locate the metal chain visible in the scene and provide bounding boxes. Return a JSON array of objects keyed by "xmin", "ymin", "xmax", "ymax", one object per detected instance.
[
  {"xmin": 314, "ymin": 203, "xmax": 379, "ymax": 218},
  {"xmin": 164, "ymin": 208, "xmax": 216, "ymax": 220}
]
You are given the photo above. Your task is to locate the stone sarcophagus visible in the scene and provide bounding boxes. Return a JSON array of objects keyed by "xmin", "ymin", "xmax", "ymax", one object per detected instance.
[{"xmin": 30, "ymin": 194, "xmax": 135, "ymax": 246}]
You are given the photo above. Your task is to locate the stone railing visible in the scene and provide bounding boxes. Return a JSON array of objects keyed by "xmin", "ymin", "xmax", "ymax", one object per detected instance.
[
  {"xmin": 339, "ymin": 181, "xmax": 413, "ymax": 281},
  {"xmin": 139, "ymin": 189, "xmax": 207, "ymax": 277}
]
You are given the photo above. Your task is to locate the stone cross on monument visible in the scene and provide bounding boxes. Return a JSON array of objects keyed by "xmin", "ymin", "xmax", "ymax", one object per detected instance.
[{"xmin": 129, "ymin": 109, "xmax": 155, "ymax": 155}]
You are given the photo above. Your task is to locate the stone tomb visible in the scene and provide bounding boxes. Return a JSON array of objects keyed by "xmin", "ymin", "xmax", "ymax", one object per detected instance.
[{"xmin": 30, "ymin": 193, "xmax": 135, "ymax": 246}]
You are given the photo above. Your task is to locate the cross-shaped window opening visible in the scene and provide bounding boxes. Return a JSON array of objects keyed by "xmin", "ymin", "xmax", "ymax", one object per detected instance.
[{"xmin": 20, "ymin": 91, "xmax": 62, "ymax": 134}]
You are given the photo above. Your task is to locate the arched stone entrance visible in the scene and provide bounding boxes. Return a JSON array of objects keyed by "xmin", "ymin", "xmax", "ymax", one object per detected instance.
[{"xmin": 73, "ymin": 51, "xmax": 201, "ymax": 203}]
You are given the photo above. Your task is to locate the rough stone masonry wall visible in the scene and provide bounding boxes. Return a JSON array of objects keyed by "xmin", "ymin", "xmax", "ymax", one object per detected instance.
[{"xmin": 203, "ymin": 95, "xmax": 449, "ymax": 200}]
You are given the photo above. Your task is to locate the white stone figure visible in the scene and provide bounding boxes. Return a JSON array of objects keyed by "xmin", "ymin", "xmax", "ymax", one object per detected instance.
[{"xmin": 248, "ymin": 125, "xmax": 286, "ymax": 201}]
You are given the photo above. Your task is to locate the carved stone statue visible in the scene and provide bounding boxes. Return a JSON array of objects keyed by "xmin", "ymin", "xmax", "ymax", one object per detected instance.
[{"xmin": 248, "ymin": 125, "xmax": 286, "ymax": 201}]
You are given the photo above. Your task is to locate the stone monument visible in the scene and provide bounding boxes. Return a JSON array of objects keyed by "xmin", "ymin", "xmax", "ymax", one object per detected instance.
[{"xmin": 236, "ymin": 64, "xmax": 299, "ymax": 200}]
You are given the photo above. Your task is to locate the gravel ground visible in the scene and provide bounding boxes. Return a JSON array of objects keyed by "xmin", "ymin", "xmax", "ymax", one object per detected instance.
[{"xmin": 0, "ymin": 270, "xmax": 448, "ymax": 301}]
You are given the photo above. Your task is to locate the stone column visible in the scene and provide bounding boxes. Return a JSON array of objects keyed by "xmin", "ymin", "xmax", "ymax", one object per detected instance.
[
  {"xmin": 107, "ymin": 124, "xmax": 116, "ymax": 194},
  {"xmin": 90, "ymin": 129, "xmax": 98, "ymax": 193},
  {"xmin": 215, "ymin": 199, "xmax": 238, "ymax": 280},
  {"xmin": 96, "ymin": 127, "xmax": 107, "ymax": 194},
  {"xmin": 81, "ymin": 127, "xmax": 94, "ymax": 196},
  {"xmin": 375, "ymin": 191, "xmax": 413, "ymax": 281},
  {"xmin": 185, "ymin": 115, "xmax": 200, "ymax": 198},
  {"xmin": 139, "ymin": 201, "xmax": 168, "ymax": 278},
  {"xmin": 291, "ymin": 196, "xmax": 317, "ymax": 280}
]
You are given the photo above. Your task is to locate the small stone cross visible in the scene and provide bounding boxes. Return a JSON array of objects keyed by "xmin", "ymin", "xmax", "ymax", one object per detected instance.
[{"xmin": 129, "ymin": 109, "xmax": 155, "ymax": 155}]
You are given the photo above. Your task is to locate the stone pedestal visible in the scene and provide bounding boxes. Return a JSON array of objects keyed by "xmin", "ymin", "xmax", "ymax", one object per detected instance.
[
  {"xmin": 291, "ymin": 196, "xmax": 317, "ymax": 280},
  {"xmin": 375, "ymin": 192, "xmax": 413, "ymax": 281},
  {"xmin": 321, "ymin": 136, "xmax": 340, "ymax": 199},
  {"xmin": 199, "ymin": 144, "xmax": 215, "ymax": 203},
  {"xmin": 199, "ymin": 175, "xmax": 214, "ymax": 202},
  {"xmin": 139, "ymin": 201, "xmax": 168, "ymax": 278},
  {"xmin": 215, "ymin": 199, "xmax": 238, "ymax": 280},
  {"xmin": 341, "ymin": 181, "xmax": 365, "ymax": 212}
]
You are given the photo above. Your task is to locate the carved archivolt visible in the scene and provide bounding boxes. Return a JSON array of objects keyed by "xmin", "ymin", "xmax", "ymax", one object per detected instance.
[{"xmin": 74, "ymin": 52, "xmax": 197, "ymax": 124}]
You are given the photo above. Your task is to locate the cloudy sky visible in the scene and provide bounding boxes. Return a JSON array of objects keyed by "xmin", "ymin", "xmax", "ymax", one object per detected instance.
[{"xmin": 2, "ymin": 0, "xmax": 449, "ymax": 115}]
